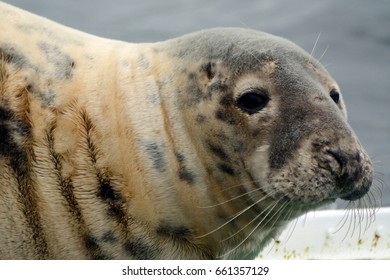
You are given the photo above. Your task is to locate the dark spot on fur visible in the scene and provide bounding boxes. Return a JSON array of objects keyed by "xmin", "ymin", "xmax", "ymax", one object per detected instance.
[
  {"xmin": 25, "ymin": 84, "xmax": 55, "ymax": 107},
  {"xmin": 216, "ymin": 108, "xmax": 239, "ymax": 125},
  {"xmin": 233, "ymin": 140, "xmax": 246, "ymax": 153},
  {"xmin": 0, "ymin": 109, "xmax": 42, "ymax": 252},
  {"xmin": 218, "ymin": 163, "xmax": 235, "ymax": 175},
  {"xmin": 38, "ymin": 42, "xmax": 74, "ymax": 79},
  {"xmin": 124, "ymin": 239, "xmax": 158, "ymax": 259},
  {"xmin": 101, "ymin": 231, "xmax": 117, "ymax": 243},
  {"xmin": 145, "ymin": 142, "xmax": 166, "ymax": 172},
  {"xmin": 138, "ymin": 53, "xmax": 150, "ymax": 69},
  {"xmin": 0, "ymin": 108, "xmax": 16, "ymax": 158},
  {"xmin": 98, "ymin": 179, "xmax": 121, "ymax": 201},
  {"xmin": 178, "ymin": 168, "xmax": 196, "ymax": 184},
  {"xmin": 175, "ymin": 152, "xmax": 185, "ymax": 164},
  {"xmin": 207, "ymin": 141, "xmax": 229, "ymax": 161},
  {"xmin": 209, "ymin": 81, "xmax": 229, "ymax": 92},
  {"xmin": 0, "ymin": 45, "xmax": 31, "ymax": 68},
  {"xmin": 157, "ymin": 224, "xmax": 191, "ymax": 236},
  {"xmin": 201, "ymin": 62, "xmax": 216, "ymax": 80},
  {"xmin": 196, "ymin": 114, "xmax": 207, "ymax": 123},
  {"xmin": 175, "ymin": 152, "xmax": 196, "ymax": 184},
  {"xmin": 85, "ymin": 235, "xmax": 100, "ymax": 251},
  {"xmin": 97, "ymin": 177, "xmax": 127, "ymax": 221},
  {"xmin": 0, "ymin": 106, "xmax": 31, "ymax": 167},
  {"xmin": 85, "ymin": 235, "xmax": 111, "ymax": 260},
  {"xmin": 107, "ymin": 204, "xmax": 126, "ymax": 220}
]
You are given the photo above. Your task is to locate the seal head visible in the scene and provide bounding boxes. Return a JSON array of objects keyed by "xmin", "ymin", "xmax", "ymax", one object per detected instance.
[{"xmin": 160, "ymin": 28, "xmax": 373, "ymax": 257}]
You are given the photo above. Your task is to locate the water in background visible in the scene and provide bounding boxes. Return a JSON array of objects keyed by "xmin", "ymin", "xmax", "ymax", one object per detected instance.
[{"xmin": 5, "ymin": 0, "xmax": 390, "ymax": 207}]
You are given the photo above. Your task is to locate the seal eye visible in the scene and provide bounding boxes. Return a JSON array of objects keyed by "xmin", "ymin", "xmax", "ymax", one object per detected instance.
[
  {"xmin": 236, "ymin": 90, "xmax": 269, "ymax": 114},
  {"xmin": 330, "ymin": 90, "xmax": 340, "ymax": 104}
]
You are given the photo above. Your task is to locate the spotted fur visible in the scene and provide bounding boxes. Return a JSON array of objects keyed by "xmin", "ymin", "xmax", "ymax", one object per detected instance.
[{"xmin": 0, "ymin": 2, "xmax": 373, "ymax": 259}]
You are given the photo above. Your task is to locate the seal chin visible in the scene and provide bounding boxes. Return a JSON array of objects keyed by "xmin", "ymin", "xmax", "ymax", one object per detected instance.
[
  {"xmin": 338, "ymin": 177, "xmax": 373, "ymax": 201},
  {"xmin": 335, "ymin": 159, "xmax": 373, "ymax": 202},
  {"xmin": 340, "ymin": 191, "xmax": 367, "ymax": 201}
]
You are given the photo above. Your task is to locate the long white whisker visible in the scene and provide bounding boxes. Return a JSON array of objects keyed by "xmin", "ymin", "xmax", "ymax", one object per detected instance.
[
  {"xmin": 283, "ymin": 204, "xmax": 301, "ymax": 242},
  {"xmin": 317, "ymin": 44, "xmax": 329, "ymax": 63},
  {"xmin": 218, "ymin": 200, "xmax": 289, "ymax": 258},
  {"xmin": 195, "ymin": 190, "xmax": 278, "ymax": 239},
  {"xmin": 309, "ymin": 32, "xmax": 322, "ymax": 62},
  {"xmin": 197, "ymin": 187, "xmax": 262, "ymax": 209},
  {"xmin": 222, "ymin": 197, "xmax": 283, "ymax": 242}
]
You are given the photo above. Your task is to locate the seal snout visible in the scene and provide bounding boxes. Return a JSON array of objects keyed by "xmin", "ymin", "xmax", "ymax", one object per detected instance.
[{"xmin": 326, "ymin": 148, "xmax": 373, "ymax": 201}]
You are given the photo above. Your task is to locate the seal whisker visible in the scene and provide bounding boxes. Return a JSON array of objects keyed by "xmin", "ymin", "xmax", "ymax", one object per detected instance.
[
  {"xmin": 197, "ymin": 188, "xmax": 258, "ymax": 209},
  {"xmin": 309, "ymin": 32, "xmax": 322, "ymax": 63},
  {"xmin": 283, "ymin": 204, "xmax": 302, "ymax": 242},
  {"xmin": 343, "ymin": 204, "xmax": 356, "ymax": 240},
  {"xmin": 194, "ymin": 190, "xmax": 278, "ymax": 239},
  {"xmin": 195, "ymin": 194, "xmax": 270, "ymax": 239},
  {"xmin": 317, "ymin": 44, "xmax": 330, "ymax": 63},
  {"xmin": 218, "ymin": 199, "xmax": 289, "ymax": 258},
  {"xmin": 221, "ymin": 197, "xmax": 283, "ymax": 242},
  {"xmin": 333, "ymin": 204, "xmax": 352, "ymax": 239}
]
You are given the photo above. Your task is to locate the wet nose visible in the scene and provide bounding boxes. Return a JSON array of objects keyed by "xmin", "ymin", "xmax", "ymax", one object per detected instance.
[
  {"xmin": 326, "ymin": 149, "xmax": 372, "ymax": 201},
  {"xmin": 327, "ymin": 149, "xmax": 350, "ymax": 172}
]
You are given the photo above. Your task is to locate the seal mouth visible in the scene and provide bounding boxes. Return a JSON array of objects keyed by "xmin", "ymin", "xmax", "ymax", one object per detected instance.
[
  {"xmin": 338, "ymin": 178, "xmax": 372, "ymax": 201},
  {"xmin": 323, "ymin": 148, "xmax": 373, "ymax": 202}
]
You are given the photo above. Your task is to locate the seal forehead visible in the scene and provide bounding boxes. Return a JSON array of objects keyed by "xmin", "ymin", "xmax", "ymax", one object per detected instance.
[{"xmin": 167, "ymin": 27, "xmax": 312, "ymax": 76}]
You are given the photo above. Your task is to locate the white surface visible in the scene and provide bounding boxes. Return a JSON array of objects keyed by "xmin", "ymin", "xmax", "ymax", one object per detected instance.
[{"xmin": 259, "ymin": 207, "xmax": 390, "ymax": 259}]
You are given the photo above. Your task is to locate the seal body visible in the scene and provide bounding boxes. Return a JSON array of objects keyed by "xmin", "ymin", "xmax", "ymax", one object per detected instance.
[{"xmin": 0, "ymin": 2, "xmax": 373, "ymax": 259}]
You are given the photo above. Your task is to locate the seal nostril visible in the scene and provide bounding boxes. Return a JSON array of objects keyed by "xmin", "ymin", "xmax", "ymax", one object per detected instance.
[{"xmin": 327, "ymin": 149, "xmax": 348, "ymax": 172}]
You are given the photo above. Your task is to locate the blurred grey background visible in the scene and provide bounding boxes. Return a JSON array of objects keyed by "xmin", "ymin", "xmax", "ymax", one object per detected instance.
[{"xmin": 5, "ymin": 0, "xmax": 389, "ymax": 207}]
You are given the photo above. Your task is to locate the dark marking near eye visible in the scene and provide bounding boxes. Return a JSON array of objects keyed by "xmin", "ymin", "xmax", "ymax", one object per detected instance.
[
  {"xmin": 157, "ymin": 224, "xmax": 191, "ymax": 236},
  {"xmin": 209, "ymin": 81, "xmax": 229, "ymax": 92},
  {"xmin": 145, "ymin": 142, "xmax": 166, "ymax": 172},
  {"xmin": 124, "ymin": 239, "xmax": 158, "ymax": 259},
  {"xmin": 207, "ymin": 141, "xmax": 229, "ymax": 161},
  {"xmin": 218, "ymin": 163, "xmax": 235, "ymax": 176},
  {"xmin": 220, "ymin": 95, "xmax": 234, "ymax": 106},
  {"xmin": 215, "ymin": 109, "xmax": 239, "ymax": 125}
]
